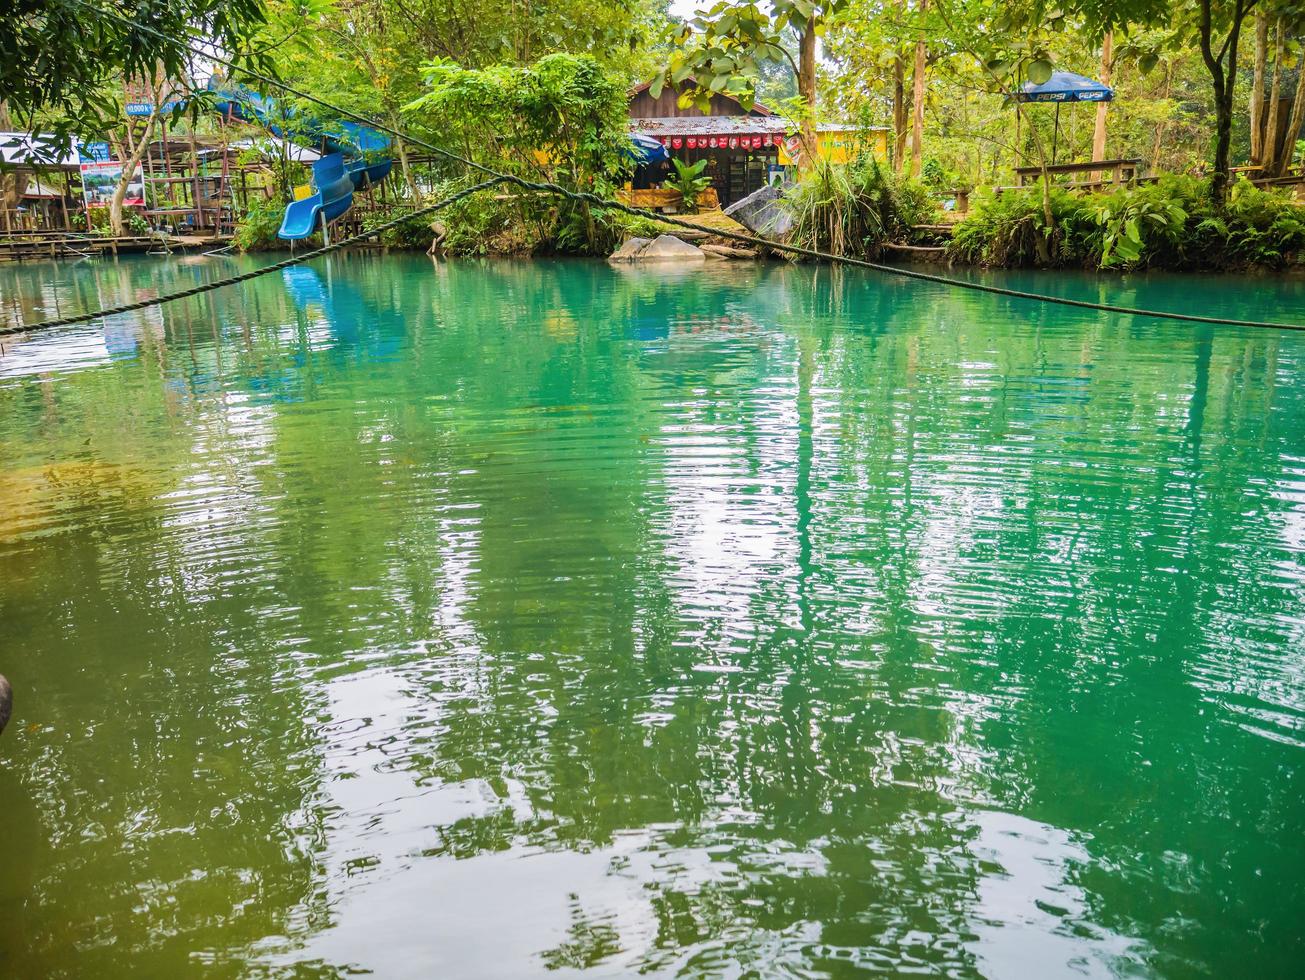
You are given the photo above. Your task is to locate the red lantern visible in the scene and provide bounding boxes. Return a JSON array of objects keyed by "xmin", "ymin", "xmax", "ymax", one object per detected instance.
[
  {"xmin": 688, "ymin": 137, "xmax": 698, "ymax": 149},
  {"xmin": 728, "ymin": 137, "xmax": 738, "ymax": 150},
  {"xmin": 708, "ymin": 137, "xmax": 718, "ymax": 148},
  {"xmin": 751, "ymin": 135, "xmax": 762, "ymax": 149},
  {"xmin": 671, "ymin": 136, "xmax": 683, "ymax": 149}
]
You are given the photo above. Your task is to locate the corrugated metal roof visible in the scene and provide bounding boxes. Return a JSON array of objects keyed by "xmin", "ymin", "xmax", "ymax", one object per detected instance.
[
  {"xmin": 629, "ymin": 117, "xmax": 888, "ymax": 137},
  {"xmin": 630, "ymin": 117, "xmax": 788, "ymax": 137}
]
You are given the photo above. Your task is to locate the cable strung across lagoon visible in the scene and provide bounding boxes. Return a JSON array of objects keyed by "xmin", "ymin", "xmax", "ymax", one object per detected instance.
[{"xmin": 5, "ymin": 0, "xmax": 1301, "ymax": 335}]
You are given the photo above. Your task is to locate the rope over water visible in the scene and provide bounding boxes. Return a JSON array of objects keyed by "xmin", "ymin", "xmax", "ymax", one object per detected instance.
[
  {"xmin": 0, "ymin": 178, "xmax": 509, "ymax": 337},
  {"xmin": 1, "ymin": 0, "xmax": 1300, "ymax": 336}
]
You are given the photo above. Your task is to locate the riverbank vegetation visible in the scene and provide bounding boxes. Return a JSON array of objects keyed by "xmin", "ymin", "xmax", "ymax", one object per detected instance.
[{"xmin": 8, "ymin": 0, "xmax": 1305, "ymax": 270}]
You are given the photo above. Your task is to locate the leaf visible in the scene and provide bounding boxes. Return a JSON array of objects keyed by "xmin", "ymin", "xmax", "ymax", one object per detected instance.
[
  {"xmin": 649, "ymin": 75, "xmax": 664, "ymax": 100},
  {"xmin": 1139, "ymin": 52, "xmax": 1159, "ymax": 75},
  {"xmin": 1027, "ymin": 58, "xmax": 1054, "ymax": 85}
]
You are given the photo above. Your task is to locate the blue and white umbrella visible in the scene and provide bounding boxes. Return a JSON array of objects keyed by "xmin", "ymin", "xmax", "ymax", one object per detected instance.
[
  {"xmin": 628, "ymin": 133, "xmax": 670, "ymax": 166},
  {"xmin": 1018, "ymin": 71, "xmax": 1114, "ymax": 104},
  {"xmin": 1016, "ymin": 71, "xmax": 1114, "ymax": 164}
]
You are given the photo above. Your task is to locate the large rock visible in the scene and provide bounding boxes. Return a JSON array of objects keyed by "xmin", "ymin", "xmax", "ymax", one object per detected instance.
[
  {"xmin": 724, "ymin": 183, "xmax": 794, "ymax": 239},
  {"xmin": 635, "ymin": 235, "xmax": 706, "ymax": 262},
  {"xmin": 608, "ymin": 236, "xmax": 652, "ymax": 261}
]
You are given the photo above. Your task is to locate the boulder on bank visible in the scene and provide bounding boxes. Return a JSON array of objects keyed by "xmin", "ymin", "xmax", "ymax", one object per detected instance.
[
  {"xmin": 608, "ymin": 235, "xmax": 705, "ymax": 262},
  {"xmin": 608, "ymin": 236, "xmax": 652, "ymax": 261},
  {"xmin": 723, "ymin": 184, "xmax": 793, "ymax": 239}
]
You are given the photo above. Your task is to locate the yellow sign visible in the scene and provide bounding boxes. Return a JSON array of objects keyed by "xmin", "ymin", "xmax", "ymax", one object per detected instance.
[{"xmin": 778, "ymin": 129, "xmax": 888, "ymax": 167}]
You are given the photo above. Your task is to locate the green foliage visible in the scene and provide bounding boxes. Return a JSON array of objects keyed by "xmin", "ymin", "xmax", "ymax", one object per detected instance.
[
  {"xmin": 2, "ymin": 0, "xmax": 270, "ymax": 155},
  {"xmin": 407, "ymin": 54, "xmax": 629, "ymax": 187},
  {"xmin": 947, "ymin": 187, "xmax": 1080, "ymax": 266},
  {"xmin": 430, "ymin": 178, "xmax": 640, "ymax": 257},
  {"xmin": 652, "ymin": 1, "xmax": 848, "ymax": 112},
  {"xmin": 667, "ymin": 159, "xmax": 713, "ymax": 213},
  {"xmin": 405, "ymin": 54, "xmax": 632, "ymax": 254},
  {"xmin": 234, "ymin": 198, "xmax": 288, "ymax": 252},
  {"xmin": 361, "ymin": 206, "xmax": 437, "ymax": 249},
  {"xmin": 125, "ymin": 211, "xmax": 152, "ymax": 237},
  {"xmin": 948, "ymin": 175, "xmax": 1305, "ymax": 270},
  {"xmin": 785, "ymin": 155, "xmax": 937, "ymax": 258}
]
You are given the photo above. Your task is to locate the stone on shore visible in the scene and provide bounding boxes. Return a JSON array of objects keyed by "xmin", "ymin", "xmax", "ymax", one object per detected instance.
[
  {"xmin": 608, "ymin": 235, "xmax": 705, "ymax": 262},
  {"xmin": 608, "ymin": 236, "xmax": 652, "ymax": 261}
]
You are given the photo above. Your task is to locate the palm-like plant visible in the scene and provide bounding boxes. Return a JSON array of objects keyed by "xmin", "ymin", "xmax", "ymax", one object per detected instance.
[{"xmin": 667, "ymin": 158, "xmax": 713, "ymax": 213}]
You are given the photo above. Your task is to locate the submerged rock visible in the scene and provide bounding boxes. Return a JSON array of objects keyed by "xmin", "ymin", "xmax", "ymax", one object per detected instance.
[{"xmin": 724, "ymin": 184, "xmax": 794, "ymax": 239}]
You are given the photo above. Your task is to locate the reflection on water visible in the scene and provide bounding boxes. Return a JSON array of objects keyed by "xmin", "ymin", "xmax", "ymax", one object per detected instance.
[{"xmin": 0, "ymin": 253, "xmax": 1302, "ymax": 977}]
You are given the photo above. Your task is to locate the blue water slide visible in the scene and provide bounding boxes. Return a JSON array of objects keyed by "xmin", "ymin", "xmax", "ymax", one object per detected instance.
[
  {"xmin": 206, "ymin": 79, "xmax": 393, "ymax": 239},
  {"xmin": 278, "ymin": 152, "xmax": 359, "ymax": 240}
]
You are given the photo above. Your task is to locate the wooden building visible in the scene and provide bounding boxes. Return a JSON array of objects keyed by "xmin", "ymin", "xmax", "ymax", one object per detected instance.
[
  {"xmin": 627, "ymin": 82, "xmax": 889, "ymax": 208},
  {"xmin": 627, "ymin": 81, "xmax": 781, "ymax": 208}
]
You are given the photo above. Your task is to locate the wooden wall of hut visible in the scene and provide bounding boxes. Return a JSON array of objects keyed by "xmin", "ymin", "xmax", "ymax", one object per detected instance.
[{"xmin": 628, "ymin": 87, "xmax": 771, "ymax": 120}]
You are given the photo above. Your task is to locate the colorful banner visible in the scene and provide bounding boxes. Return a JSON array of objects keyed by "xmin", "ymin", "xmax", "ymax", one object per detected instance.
[{"xmin": 79, "ymin": 159, "xmax": 145, "ymax": 209}]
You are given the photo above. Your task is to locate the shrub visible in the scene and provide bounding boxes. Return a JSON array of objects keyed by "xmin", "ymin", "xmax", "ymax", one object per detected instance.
[
  {"xmin": 667, "ymin": 158, "xmax": 712, "ymax": 213},
  {"xmin": 947, "ymin": 187, "xmax": 1085, "ymax": 267},
  {"xmin": 361, "ymin": 205, "xmax": 437, "ymax": 249},
  {"xmin": 233, "ymin": 197, "xmax": 287, "ymax": 252}
]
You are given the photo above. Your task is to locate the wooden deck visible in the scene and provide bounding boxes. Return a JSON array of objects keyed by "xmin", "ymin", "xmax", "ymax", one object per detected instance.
[{"xmin": 0, "ymin": 230, "xmax": 230, "ymax": 262}]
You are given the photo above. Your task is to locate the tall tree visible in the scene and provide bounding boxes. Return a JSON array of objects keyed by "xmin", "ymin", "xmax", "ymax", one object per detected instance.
[
  {"xmin": 1188, "ymin": 0, "xmax": 1260, "ymax": 203},
  {"xmin": 1, "ymin": 0, "xmax": 271, "ymax": 153},
  {"xmin": 106, "ymin": 78, "xmax": 167, "ymax": 236},
  {"xmin": 1251, "ymin": 11, "xmax": 1268, "ymax": 162},
  {"xmin": 1091, "ymin": 31, "xmax": 1113, "ymax": 166},
  {"xmin": 650, "ymin": 1, "xmax": 850, "ymax": 168},
  {"xmin": 910, "ymin": 0, "xmax": 929, "ymax": 176},
  {"xmin": 894, "ymin": 0, "xmax": 909, "ymax": 170}
]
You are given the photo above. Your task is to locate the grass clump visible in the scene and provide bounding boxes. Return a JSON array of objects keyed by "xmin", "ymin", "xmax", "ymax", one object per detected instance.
[{"xmin": 785, "ymin": 157, "xmax": 936, "ymax": 259}]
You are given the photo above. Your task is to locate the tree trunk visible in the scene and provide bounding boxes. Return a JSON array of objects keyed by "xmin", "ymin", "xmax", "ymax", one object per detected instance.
[
  {"xmin": 893, "ymin": 0, "xmax": 907, "ymax": 171},
  {"xmin": 1091, "ymin": 31, "xmax": 1113, "ymax": 176},
  {"xmin": 1273, "ymin": 43, "xmax": 1305, "ymax": 177},
  {"xmin": 1251, "ymin": 12, "xmax": 1267, "ymax": 163},
  {"xmin": 1264, "ymin": 19, "xmax": 1284, "ymax": 173},
  {"xmin": 798, "ymin": 23, "xmax": 818, "ymax": 171},
  {"xmin": 389, "ymin": 115, "xmax": 422, "ymax": 203},
  {"xmin": 910, "ymin": 0, "xmax": 928, "ymax": 177},
  {"xmin": 1199, "ymin": 0, "xmax": 1248, "ymax": 206},
  {"xmin": 110, "ymin": 112, "xmax": 160, "ymax": 236},
  {"xmin": 1151, "ymin": 65, "xmax": 1173, "ymax": 170}
]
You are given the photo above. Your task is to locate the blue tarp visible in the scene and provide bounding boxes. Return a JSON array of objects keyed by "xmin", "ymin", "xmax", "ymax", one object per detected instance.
[{"xmin": 1018, "ymin": 71, "xmax": 1113, "ymax": 103}]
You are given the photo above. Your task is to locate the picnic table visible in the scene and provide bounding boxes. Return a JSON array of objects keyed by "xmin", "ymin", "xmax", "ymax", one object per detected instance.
[{"xmin": 1014, "ymin": 158, "xmax": 1144, "ymax": 189}]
